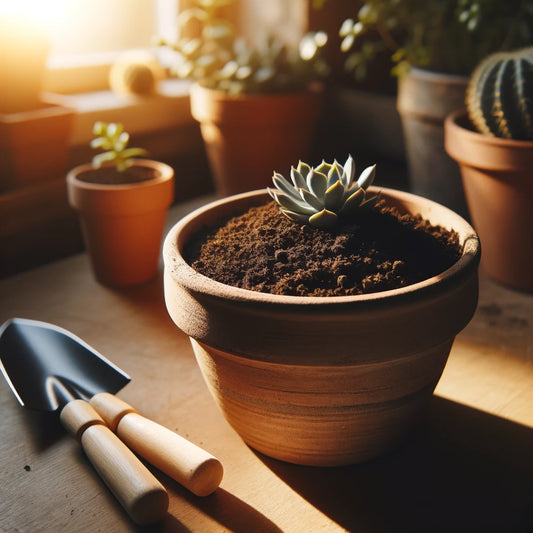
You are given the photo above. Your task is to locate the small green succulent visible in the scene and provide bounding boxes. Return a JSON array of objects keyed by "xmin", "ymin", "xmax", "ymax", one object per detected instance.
[
  {"xmin": 268, "ymin": 155, "xmax": 380, "ymax": 229},
  {"xmin": 90, "ymin": 122, "xmax": 148, "ymax": 172}
]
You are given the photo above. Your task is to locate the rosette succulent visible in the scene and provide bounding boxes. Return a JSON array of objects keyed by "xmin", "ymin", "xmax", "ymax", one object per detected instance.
[{"xmin": 268, "ymin": 155, "xmax": 380, "ymax": 229}]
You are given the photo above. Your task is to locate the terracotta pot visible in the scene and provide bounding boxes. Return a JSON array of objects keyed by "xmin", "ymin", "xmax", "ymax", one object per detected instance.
[
  {"xmin": 0, "ymin": 101, "xmax": 75, "ymax": 192},
  {"xmin": 163, "ymin": 188, "xmax": 480, "ymax": 466},
  {"xmin": 67, "ymin": 160, "xmax": 174, "ymax": 287},
  {"xmin": 445, "ymin": 109, "xmax": 533, "ymax": 292},
  {"xmin": 190, "ymin": 83, "xmax": 323, "ymax": 197},
  {"xmin": 397, "ymin": 68, "xmax": 470, "ymax": 218}
]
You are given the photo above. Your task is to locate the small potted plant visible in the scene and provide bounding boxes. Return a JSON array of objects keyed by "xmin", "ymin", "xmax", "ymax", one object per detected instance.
[
  {"xmin": 445, "ymin": 46, "xmax": 533, "ymax": 292},
  {"xmin": 158, "ymin": 0, "xmax": 329, "ymax": 196},
  {"xmin": 338, "ymin": 1, "xmax": 533, "ymax": 216},
  {"xmin": 163, "ymin": 154, "xmax": 480, "ymax": 466},
  {"xmin": 67, "ymin": 122, "xmax": 175, "ymax": 287}
]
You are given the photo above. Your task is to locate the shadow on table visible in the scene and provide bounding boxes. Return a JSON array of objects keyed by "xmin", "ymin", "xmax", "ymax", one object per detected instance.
[{"xmin": 256, "ymin": 395, "xmax": 533, "ymax": 533}]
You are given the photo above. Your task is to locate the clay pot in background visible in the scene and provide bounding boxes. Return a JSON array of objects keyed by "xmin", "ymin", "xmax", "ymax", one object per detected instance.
[
  {"xmin": 397, "ymin": 68, "xmax": 470, "ymax": 218},
  {"xmin": 190, "ymin": 83, "xmax": 323, "ymax": 197},
  {"xmin": 445, "ymin": 109, "xmax": 533, "ymax": 292}
]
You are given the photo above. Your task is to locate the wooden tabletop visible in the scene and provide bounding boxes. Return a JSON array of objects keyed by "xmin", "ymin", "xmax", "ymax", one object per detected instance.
[{"xmin": 1, "ymin": 198, "xmax": 532, "ymax": 533}]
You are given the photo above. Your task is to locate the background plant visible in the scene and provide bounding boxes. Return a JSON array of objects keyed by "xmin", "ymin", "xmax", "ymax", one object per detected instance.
[
  {"xmin": 91, "ymin": 122, "xmax": 148, "ymax": 172},
  {"xmin": 338, "ymin": 0, "xmax": 533, "ymax": 78},
  {"xmin": 158, "ymin": 0, "xmax": 329, "ymax": 94}
]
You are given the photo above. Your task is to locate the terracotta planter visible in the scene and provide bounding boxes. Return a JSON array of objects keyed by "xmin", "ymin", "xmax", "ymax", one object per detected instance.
[
  {"xmin": 67, "ymin": 160, "xmax": 174, "ymax": 287},
  {"xmin": 397, "ymin": 68, "xmax": 470, "ymax": 218},
  {"xmin": 190, "ymin": 83, "xmax": 323, "ymax": 197},
  {"xmin": 0, "ymin": 101, "xmax": 75, "ymax": 192},
  {"xmin": 445, "ymin": 109, "xmax": 533, "ymax": 292},
  {"xmin": 163, "ymin": 188, "xmax": 480, "ymax": 466}
]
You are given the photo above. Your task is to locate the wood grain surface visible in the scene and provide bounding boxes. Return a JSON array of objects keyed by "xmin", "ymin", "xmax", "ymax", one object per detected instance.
[{"xmin": 1, "ymin": 198, "xmax": 532, "ymax": 532}]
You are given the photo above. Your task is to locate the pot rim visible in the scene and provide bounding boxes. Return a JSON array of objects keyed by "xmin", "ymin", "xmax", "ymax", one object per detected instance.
[
  {"xmin": 190, "ymin": 81, "xmax": 324, "ymax": 102},
  {"xmin": 406, "ymin": 67, "xmax": 469, "ymax": 84},
  {"xmin": 66, "ymin": 159, "xmax": 174, "ymax": 191},
  {"xmin": 164, "ymin": 187, "xmax": 480, "ymax": 308},
  {"xmin": 445, "ymin": 109, "xmax": 533, "ymax": 149}
]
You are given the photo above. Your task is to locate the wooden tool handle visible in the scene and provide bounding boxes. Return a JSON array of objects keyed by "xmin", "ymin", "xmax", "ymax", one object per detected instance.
[
  {"xmin": 90, "ymin": 393, "xmax": 223, "ymax": 497},
  {"xmin": 60, "ymin": 400, "xmax": 168, "ymax": 525}
]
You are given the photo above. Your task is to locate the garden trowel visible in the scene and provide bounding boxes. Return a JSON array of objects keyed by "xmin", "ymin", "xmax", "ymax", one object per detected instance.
[{"xmin": 0, "ymin": 318, "xmax": 223, "ymax": 520}]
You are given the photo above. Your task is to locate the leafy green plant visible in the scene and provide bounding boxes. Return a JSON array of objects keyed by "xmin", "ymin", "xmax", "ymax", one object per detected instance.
[
  {"xmin": 157, "ymin": 0, "xmax": 329, "ymax": 94},
  {"xmin": 338, "ymin": 0, "xmax": 533, "ymax": 78},
  {"xmin": 268, "ymin": 155, "xmax": 380, "ymax": 229},
  {"xmin": 466, "ymin": 46, "xmax": 533, "ymax": 140},
  {"xmin": 90, "ymin": 122, "xmax": 148, "ymax": 172}
]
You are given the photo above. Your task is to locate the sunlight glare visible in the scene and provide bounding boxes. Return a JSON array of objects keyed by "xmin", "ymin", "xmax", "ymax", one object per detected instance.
[{"xmin": 0, "ymin": 0, "xmax": 67, "ymax": 32}]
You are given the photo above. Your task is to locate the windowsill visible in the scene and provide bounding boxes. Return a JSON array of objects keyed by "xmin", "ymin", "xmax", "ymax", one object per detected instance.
[{"xmin": 45, "ymin": 78, "xmax": 195, "ymax": 146}]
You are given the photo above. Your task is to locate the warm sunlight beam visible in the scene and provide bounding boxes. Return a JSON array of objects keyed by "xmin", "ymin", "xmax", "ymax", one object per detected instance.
[{"xmin": 0, "ymin": 0, "xmax": 67, "ymax": 34}]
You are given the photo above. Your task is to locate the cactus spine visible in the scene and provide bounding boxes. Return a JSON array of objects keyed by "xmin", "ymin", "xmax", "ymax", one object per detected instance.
[{"xmin": 466, "ymin": 46, "xmax": 533, "ymax": 141}]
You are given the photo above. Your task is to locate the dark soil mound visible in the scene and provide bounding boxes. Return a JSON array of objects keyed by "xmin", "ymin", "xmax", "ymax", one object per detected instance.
[{"xmin": 184, "ymin": 201, "xmax": 462, "ymax": 297}]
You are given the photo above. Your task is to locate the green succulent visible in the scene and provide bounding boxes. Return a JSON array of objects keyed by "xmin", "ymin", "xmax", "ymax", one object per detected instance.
[
  {"xmin": 157, "ymin": 0, "xmax": 329, "ymax": 94},
  {"xmin": 268, "ymin": 155, "xmax": 380, "ymax": 229},
  {"xmin": 337, "ymin": 0, "xmax": 533, "ymax": 79},
  {"xmin": 90, "ymin": 122, "xmax": 148, "ymax": 172}
]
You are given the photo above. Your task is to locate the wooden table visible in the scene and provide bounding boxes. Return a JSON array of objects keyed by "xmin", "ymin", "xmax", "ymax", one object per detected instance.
[{"xmin": 1, "ymin": 198, "xmax": 532, "ymax": 533}]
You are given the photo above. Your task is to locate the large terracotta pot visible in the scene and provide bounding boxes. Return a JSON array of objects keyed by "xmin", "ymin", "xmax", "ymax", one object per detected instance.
[
  {"xmin": 445, "ymin": 109, "xmax": 533, "ymax": 292},
  {"xmin": 397, "ymin": 68, "xmax": 470, "ymax": 218},
  {"xmin": 163, "ymin": 188, "xmax": 480, "ymax": 466},
  {"xmin": 190, "ymin": 83, "xmax": 323, "ymax": 197},
  {"xmin": 67, "ymin": 160, "xmax": 174, "ymax": 287}
]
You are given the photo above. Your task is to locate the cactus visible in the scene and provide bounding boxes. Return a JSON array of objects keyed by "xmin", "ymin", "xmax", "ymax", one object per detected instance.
[
  {"xmin": 466, "ymin": 46, "xmax": 533, "ymax": 141},
  {"xmin": 268, "ymin": 155, "xmax": 380, "ymax": 229}
]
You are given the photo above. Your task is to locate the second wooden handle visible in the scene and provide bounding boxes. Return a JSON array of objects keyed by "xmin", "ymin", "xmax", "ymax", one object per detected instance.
[
  {"xmin": 90, "ymin": 393, "xmax": 223, "ymax": 497},
  {"xmin": 60, "ymin": 400, "xmax": 168, "ymax": 525}
]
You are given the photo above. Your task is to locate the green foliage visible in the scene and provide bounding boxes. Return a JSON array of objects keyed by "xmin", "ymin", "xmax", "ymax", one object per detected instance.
[
  {"xmin": 90, "ymin": 122, "xmax": 148, "ymax": 172},
  {"xmin": 158, "ymin": 0, "xmax": 329, "ymax": 94},
  {"xmin": 466, "ymin": 46, "xmax": 533, "ymax": 140},
  {"xmin": 338, "ymin": 0, "xmax": 533, "ymax": 78},
  {"xmin": 268, "ymin": 155, "xmax": 380, "ymax": 229}
]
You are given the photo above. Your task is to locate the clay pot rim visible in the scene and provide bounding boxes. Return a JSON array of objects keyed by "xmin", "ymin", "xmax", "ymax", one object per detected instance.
[
  {"xmin": 191, "ymin": 81, "xmax": 324, "ymax": 102},
  {"xmin": 407, "ymin": 67, "xmax": 469, "ymax": 84},
  {"xmin": 67, "ymin": 159, "xmax": 174, "ymax": 191},
  {"xmin": 164, "ymin": 187, "xmax": 480, "ymax": 308},
  {"xmin": 446, "ymin": 109, "xmax": 533, "ymax": 149}
]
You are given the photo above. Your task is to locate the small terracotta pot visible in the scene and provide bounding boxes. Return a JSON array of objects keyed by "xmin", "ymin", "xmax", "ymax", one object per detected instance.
[
  {"xmin": 67, "ymin": 160, "xmax": 174, "ymax": 287},
  {"xmin": 190, "ymin": 83, "xmax": 323, "ymax": 197},
  {"xmin": 445, "ymin": 109, "xmax": 533, "ymax": 292},
  {"xmin": 163, "ymin": 188, "xmax": 480, "ymax": 466}
]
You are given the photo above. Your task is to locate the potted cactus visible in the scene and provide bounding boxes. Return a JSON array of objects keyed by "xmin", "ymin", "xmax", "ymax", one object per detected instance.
[
  {"xmin": 158, "ymin": 0, "xmax": 329, "ymax": 197},
  {"xmin": 445, "ymin": 46, "xmax": 533, "ymax": 292},
  {"xmin": 67, "ymin": 122, "xmax": 175, "ymax": 287},
  {"xmin": 339, "ymin": 1, "xmax": 533, "ymax": 216},
  {"xmin": 163, "ymin": 154, "xmax": 480, "ymax": 466}
]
